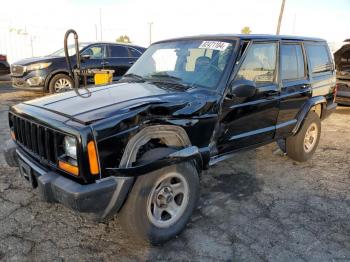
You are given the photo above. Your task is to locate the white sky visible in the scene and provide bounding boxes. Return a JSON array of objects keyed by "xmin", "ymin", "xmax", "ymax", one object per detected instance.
[{"xmin": 0, "ymin": 0, "xmax": 349, "ymax": 62}]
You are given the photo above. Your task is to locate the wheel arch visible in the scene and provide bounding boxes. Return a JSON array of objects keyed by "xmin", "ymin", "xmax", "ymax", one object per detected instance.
[
  {"xmin": 292, "ymin": 96, "xmax": 326, "ymax": 135},
  {"xmin": 119, "ymin": 125, "xmax": 192, "ymax": 168}
]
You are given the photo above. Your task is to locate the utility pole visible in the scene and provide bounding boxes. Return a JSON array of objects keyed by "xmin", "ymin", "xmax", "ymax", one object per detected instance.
[
  {"xmin": 30, "ymin": 36, "xmax": 34, "ymax": 57},
  {"xmin": 148, "ymin": 22, "xmax": 153, "ymax": 46},
  {"xmin": 95, "ymin": 24, "xmax": 98, "ymax": 41},
  {"xmin": 99, "ymin": 8, "xmax": 103, "ymax": 41},
  {"xmin": 292, "ymin": 13, "xmax": 296, "ymax": 34},
  {"xmin": 276, "ymin": 0, "xmax": 286, "ymax": 35}
]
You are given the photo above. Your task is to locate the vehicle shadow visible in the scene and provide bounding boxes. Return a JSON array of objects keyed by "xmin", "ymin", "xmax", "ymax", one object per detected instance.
[{"xmin": 201, "ymin": 149, "xmax": 263, "ymax": 200}]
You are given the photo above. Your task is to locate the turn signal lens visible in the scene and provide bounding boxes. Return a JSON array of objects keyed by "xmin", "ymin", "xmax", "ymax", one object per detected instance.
[
  {"xmin": 59, "ymin": 160, "xmax": 79, "ymax": 176},
  {"xmin": 11, "ymin": 130, "xmax": 16, "ymax": 140},
  {"xmin": 87, "ymin": 141, "xmax": 100, "ymax": 175}
]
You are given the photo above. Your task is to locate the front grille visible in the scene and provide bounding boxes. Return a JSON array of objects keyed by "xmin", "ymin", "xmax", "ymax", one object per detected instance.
[
  {"xmin": 11, "ymin": 65, "xmax": 25, "ymax": 76},
  {"xmin": 10, "ymin": 113, "xmax": 60, "ymax": 165}
]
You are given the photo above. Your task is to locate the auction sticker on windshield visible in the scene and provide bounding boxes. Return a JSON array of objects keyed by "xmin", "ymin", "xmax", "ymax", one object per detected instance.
[{"xmin": 199, "ymin": 41, "xmax": 230, "ymax": 51}]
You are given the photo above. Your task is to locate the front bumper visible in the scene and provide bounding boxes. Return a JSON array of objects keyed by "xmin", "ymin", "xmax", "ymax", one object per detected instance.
[
  {"xmin": 11, "ymin": 68, "xmax": 48, "ymax": 90},
  {"xmin": 5, "ymin": 141, "xmax": 133, "ymax": 220},
  {"xmin": 12, "ymin": 76, "xmax": 45, "ymax": 90}
]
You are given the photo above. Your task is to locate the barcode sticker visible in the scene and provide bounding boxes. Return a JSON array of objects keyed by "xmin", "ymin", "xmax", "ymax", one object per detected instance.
[{"xmin": 199, "ymin": 41, "xmax": 230, "ymax": 51}]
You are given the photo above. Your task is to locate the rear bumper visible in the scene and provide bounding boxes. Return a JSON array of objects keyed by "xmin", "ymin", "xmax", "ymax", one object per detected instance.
[
  {"xmin": 335, "ymin": 95, "xmax": 350, "ymax": 105},
  {"xmin": 5, "ymin": 141, "xmax": 133, "ymax": 220},
  {"xmin": 335, "ymin": 79, "xmax": 350, "ymax": 105},
  {"xmin": 335, "ymin": 90, "xmax": 350, "ymax": 105}
]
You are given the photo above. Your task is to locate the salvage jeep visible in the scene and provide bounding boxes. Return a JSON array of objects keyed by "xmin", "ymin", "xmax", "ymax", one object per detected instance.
[{"xmin": 5, "ymin": 35, "xmax": 337, "ymax": 244}]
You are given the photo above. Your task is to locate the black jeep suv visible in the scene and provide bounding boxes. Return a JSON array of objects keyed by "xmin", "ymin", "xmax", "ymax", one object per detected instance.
[
  {"xmin": 5, "ymin": 34, "xmax": 337, "ymax": 244},
  {"xmin": 10, "ymin": 42, "xmax": 145, "ymax": 93}
]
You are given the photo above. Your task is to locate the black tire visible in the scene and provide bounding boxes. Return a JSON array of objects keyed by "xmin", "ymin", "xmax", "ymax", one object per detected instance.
[
  {"xmin": 119, "ymin": 148, "xmax": 200, "ymax": 244},
  {"xmin": 48, "ymin": 74, "xmax": 73, "ymax": 93},
  {"xmin": 286, "ymin": 111, "xmax": 321, "ymax": 162}
]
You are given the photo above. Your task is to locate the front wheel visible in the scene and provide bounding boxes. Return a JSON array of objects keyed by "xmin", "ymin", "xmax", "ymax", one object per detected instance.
[
  {"xmin": 286, "ymin": 111, "xmax": 321, "ymax": 162},
  {"xmin": 48, "ymin": 74, "xmax": 73, "ymax": 93},
  {"xmin": 119, "ymin": 150, "xmax": 199, "ymax": 244}
]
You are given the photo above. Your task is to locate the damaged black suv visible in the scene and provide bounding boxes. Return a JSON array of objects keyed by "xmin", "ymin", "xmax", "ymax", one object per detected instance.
[{"xmin": 5, "ymin": 35, "xmax": 337, "ymax": 244}]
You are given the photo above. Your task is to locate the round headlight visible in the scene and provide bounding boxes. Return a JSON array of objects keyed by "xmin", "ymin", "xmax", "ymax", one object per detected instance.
[{"xmin": 64, "ymin": 136, "xmax": 77, "ymax": 159}]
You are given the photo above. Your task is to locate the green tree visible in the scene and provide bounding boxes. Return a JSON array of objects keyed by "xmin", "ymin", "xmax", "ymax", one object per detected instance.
[
  {"xmin": 241, "ymin": 26, "xmax": 252, "ymax": 34},
  {"xmin": 116, "ymin": 35, "xmax": 131, "ymax": 43}
]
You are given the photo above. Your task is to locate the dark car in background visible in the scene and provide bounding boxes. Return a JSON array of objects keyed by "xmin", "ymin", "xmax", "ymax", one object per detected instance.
[
  {"xmin": 334, "ymin": 39, "xmax": 350, "ymax": 105},
  {"xmin": 0, "ymin": 54, "xmax": 10, "ymax": 76},
  {"xmin": 10, "ymin": 42, "xmax": 146, "ymax": 93}
]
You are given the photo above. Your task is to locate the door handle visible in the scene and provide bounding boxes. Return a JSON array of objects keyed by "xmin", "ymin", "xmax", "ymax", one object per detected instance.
[
  {"xmin": 129, "ymin": 61, "xmax": 135, "ymax": 65},
  {"xmin": 301, "ymin": 84, "xmax": 310, "ymax": 89},
  {"xmin": 101, "ymin": 61, "xmax": 109, "ymax": 65},
  {"xmin": 265, "ymin": 90, "xmax": 280, "ymax": 96}
]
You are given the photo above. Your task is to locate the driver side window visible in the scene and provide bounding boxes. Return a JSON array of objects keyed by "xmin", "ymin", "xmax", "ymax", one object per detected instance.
[
  {"xmin": 81, "ymin": 45, "xmax": 104, "ymax": 59},
  {"xmin": 236, "ymin": 42, "xmax": 277, "ymax": 84}
]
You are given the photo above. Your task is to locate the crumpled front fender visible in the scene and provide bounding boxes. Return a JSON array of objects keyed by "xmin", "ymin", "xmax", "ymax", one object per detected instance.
[{"xmin": 105, "ymin": 146, "xmax": 202, "ymax": 177}]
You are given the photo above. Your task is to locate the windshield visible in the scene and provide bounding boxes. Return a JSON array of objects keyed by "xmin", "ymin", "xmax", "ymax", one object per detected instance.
[
  {"xmin": 126, "ymin": 39, "xmax": 235, "ymax": 89},
  {"xmin": 49, "ymin": 44, "xmax": 89, "ymax": 57}
]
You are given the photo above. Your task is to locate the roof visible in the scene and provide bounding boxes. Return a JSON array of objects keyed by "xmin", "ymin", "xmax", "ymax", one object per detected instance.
[
  {"xmin": 78, "ymin": 42, "xmax": 146, "ymax": 49},
  {"xmin": 154, "ymin": 34, "xmax": 326, "ymax": 44}
]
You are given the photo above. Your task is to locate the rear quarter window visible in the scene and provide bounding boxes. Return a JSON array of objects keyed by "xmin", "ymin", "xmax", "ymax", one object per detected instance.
[{"xmin": 305, "ymin": 43, "xmax": 332, "ymax": 74}]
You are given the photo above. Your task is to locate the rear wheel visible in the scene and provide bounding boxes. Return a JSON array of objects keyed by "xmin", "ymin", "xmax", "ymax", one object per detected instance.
[
  {"xmin": 286, "ymin": 111, "xmax": 321, "ymax": 162},
  {"xmin": 119, "ymin": 148, "xmax": 199, "ymax": 244},
  {"xmin": 48, "ymin": 74, "xmax": 73, "ymax": 93}
]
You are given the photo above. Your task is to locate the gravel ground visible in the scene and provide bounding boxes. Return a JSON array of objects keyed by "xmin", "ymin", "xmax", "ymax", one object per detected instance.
[{"xmin": 0, "ymin": 83, "xmax": 350, "ymax": 261}]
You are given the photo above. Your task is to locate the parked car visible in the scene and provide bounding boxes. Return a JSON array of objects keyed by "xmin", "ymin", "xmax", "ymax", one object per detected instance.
[
  {"xmin": 0, "ymin": 54, "xmax": 10, "ymax": 76},
  {"xmin": 5, "ymin": 34, "xmax": 337, "ymax": 244},
  {"xmin": 10, "ymin": 42, "xmax": 146, "ymax": 93},
  {"xmin": 334, "ymin": 39, "xmax": 350, "ymax": 105}
]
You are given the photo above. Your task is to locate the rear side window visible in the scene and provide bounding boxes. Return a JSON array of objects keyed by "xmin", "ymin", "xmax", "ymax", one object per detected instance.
[
  {"xmin": 108, "ymin": 45, "xmax": 129, "ymax": 58},
  {"xmin": 281, "ymin": 44, "xmax": 305, "ymax": 80},
  {"xmin": 236, "ymin": 42, "xmax": 277, "ymax": 84},
  {"xmin": 305, "ymin": 43, "xmax": 332, "ymax": 74},
  {"xmin": 128, "ymin": 48, "xmax": 142, "ymax": 58}
]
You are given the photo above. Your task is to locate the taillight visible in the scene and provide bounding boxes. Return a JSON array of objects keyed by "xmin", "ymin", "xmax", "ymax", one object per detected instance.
[{"xmin": 0, "ymin": 55, "xmax": 7, "ymax": 61}]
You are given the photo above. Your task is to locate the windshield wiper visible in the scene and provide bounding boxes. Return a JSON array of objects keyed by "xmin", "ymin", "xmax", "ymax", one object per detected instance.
[
  {"xmin": 149, "ymin": 73, "xmax": 182, "ymax": 81},
  {"xmin": 149, "ymin": 79, "xmax": 192, "ymax": 90},
  {"xmin": 147, "ymin": 74, "xmax": 192, "ymax": 90},
  {"xmin": 122, "ymin": 73, "xmax": 145, "ymax": 82}
]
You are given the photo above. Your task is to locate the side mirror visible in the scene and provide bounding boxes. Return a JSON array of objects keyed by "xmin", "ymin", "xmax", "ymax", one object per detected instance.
[
  {"xmin": 81, "ymin": 54, "xmax": 91, "ymax": 60},
  {"xmin": 229, "ymin": 80, "xmax": 256, "ymax": 98}
]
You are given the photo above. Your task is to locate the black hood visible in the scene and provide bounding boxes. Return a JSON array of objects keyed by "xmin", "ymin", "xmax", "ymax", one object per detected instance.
[
  {"xmin": 13, "ymin": 56, "xmax": 66, "ymax": 66},
  {"xmin": 23, "ymin": 82, "xmax": 218, "ymax": 124}
]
